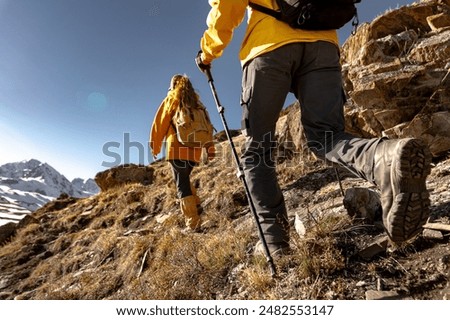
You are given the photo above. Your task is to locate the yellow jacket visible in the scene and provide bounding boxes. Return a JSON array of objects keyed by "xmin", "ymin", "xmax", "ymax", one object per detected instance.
[
  {"xmin": 200, "ymin": 0, "xmax": 339, "ymax": 66},
  {"xmin": 150, "ymin": 92, "xmax": 204, "ymax": 163}
]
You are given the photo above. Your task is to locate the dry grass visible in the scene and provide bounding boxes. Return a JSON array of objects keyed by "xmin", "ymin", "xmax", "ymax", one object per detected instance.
[
  {"xmin": 0, "ymin": 138, "xmax": 361, "ymax": 300},
  {"xmin": 0, "ymin": 175, "xmax": 372, "ymax": 300}
]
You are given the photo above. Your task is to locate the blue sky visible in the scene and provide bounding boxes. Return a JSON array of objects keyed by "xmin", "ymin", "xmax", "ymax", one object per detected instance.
[{"xmin": 0, "ymin": 0, "xmax": 416, "ymax": 180}]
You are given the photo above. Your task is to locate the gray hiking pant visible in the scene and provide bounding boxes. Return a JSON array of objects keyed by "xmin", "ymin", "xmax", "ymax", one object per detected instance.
[{"xmin": 241, "ymin": 41, "xmax": 383, "ymax": 245}]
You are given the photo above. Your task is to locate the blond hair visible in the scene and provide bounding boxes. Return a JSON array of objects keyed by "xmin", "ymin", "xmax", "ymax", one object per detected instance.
[{"xmin": 169, "ymin": 74, "xmax": 204, "ymax": 109}]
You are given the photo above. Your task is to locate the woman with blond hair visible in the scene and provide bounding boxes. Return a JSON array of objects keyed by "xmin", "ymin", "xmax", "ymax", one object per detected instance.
[{"xmin": 150, "ymin": 74, "xmax": 215, "ymax": 231}]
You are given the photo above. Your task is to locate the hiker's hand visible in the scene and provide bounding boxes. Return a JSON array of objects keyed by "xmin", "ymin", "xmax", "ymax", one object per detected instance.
[{"xmin": 195, "ymin": 51, "xmax": 210, "ymax": 73}]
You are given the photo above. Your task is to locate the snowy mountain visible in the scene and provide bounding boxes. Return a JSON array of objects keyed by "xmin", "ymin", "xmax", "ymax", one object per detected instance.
[
  {"xmin": 0, "ymin": 159, "xmax": 99, "ymax": 226},
  {"xmin": 72, "ymin": 178, "xmax": 99, "ymax": 195}
]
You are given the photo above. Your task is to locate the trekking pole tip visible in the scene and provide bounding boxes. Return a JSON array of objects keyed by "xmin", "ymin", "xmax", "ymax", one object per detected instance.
[{"xmin": 269, "ymin": 262, "xmax": 277, "ymax": 278}]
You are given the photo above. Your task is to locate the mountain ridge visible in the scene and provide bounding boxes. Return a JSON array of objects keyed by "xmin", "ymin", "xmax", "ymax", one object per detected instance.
[{"xmin": 0, "ymin": 159, "xmax": 99, "ymax": 226}]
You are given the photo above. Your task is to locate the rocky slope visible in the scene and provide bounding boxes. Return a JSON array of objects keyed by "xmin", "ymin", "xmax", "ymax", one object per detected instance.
[
  {"xmin": 0, "ymin": 0, "xmax": 449, "ymax": 300},
  {"xmin": 0, "ymin": 137, "xmax": 448, "ymax": 300}
]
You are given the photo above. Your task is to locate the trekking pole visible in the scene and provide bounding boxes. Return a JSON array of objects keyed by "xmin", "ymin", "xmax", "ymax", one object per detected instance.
[
  {"xmin": 334, "ymin": 167, "xmax": 345, "ymax": 197},
  {"xmin": 202, "ymin": 68, "xmax": 277, "ymax": 277}
]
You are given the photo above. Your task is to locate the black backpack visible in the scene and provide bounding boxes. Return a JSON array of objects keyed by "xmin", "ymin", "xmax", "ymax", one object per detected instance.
[{"xmin": 249, "ymin": 0, "xmax": 360, "ymax": 31}]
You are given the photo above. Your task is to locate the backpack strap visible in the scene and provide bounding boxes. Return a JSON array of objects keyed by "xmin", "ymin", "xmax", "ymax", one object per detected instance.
[
  {"xmin": 170, "ymin": 102, "xmax": 182, "ymax": 134},
  {"xmin": 248, "ymin": 2, "xmax": 281, "ymax": 20}
]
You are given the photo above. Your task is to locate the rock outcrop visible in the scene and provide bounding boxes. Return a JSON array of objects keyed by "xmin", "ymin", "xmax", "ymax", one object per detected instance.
[
  {"xmin": 94, "ymin": 164, "xmax": 154, "ymax": 192},
  {"xmin": 341, "ymin": 0, "xmax": 450, "ymax": 156}
]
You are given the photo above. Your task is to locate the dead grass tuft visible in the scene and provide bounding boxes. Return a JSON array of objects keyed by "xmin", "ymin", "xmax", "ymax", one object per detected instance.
[
  {"xmin": 240, "ymin": 259, "xmax": 275, "ymax": 295},
  {"xmin": 197, "ymin": 224, "xmax": 250, "ymax": 270}
]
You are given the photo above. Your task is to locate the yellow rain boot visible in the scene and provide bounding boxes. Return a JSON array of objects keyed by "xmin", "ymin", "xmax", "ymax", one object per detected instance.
[
  {"xmin": 190, "ymin": 183, "xmax": 201, "ymax": 206},
  {"xmin": 180, "ymin": 195, "xmax": 201, "ymax": 231}
]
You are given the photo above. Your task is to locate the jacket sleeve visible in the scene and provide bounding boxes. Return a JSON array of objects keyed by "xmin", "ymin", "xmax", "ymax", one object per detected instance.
[
  {"xmin": 149, "ymin": 97, "xmax": 176, "ymax": 157},
  {"xmin": 200, "ymin": 0, "xmax": 248, "ymax": 64}
]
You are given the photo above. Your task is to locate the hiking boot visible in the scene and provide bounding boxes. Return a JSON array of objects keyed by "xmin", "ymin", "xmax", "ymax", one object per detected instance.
[
  {"xmin": 190, "ymin": 183, "xmax": 201, "ymax": 206},
  {"xmin": 180, "ymin": 195, "xmax": 201, "ymax": 231},
  {"xmin": 373, "ymin": 138, "xmax": 431, "ymax": 243},
  {"xmin": 190, "ymin": 183, "xmax": 203, "ymax": 214},
  {"xmin": 254, "ymin": 240, "xmax": 290, "ymax": 258}
]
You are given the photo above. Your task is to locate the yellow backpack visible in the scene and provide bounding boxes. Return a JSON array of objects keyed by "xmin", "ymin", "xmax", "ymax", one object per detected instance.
[{"xmin": 172, "ymin": 104, "xmax": 214, "ymax": 148}]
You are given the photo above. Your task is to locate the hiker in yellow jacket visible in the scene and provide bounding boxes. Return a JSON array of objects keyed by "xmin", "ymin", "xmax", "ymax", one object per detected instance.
[
  {"xmin": 150, "ymin": 74, "xmax": 215, "ymax": 231},
  {"xmin": 196, "ymin": 0, "xmax": 431, "ymax": 256}
]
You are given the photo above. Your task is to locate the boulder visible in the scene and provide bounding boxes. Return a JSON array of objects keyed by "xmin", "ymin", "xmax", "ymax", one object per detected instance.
[
  {"xmin": 343, "ymin": 188, "xmax": 381, "ymax": 223},
  {"xmin": 95, "ymin": 164, "xmax": 154, "ymax": 192},
  {"xmin": 0, "ymin": 222, "xmax": 16, "ymax": 245}
]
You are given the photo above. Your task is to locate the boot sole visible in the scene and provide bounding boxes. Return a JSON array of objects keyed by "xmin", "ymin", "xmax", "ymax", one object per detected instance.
[{"xmin": 386, "ymin": 139, "xmax": 431, "ymax": 243}]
